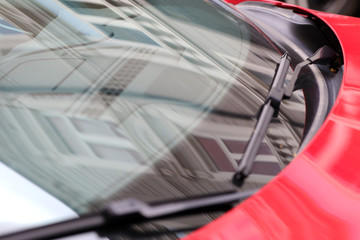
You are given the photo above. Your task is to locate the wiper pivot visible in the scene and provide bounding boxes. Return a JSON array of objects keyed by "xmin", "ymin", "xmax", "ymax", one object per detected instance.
[{"xmin": 232, "ymin": 46, "xmax": 337, "ymax": 187}]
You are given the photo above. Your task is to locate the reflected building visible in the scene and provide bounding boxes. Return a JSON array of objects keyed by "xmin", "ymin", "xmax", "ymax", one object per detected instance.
[{"xmin": 0, "ymin": 0, "xmax": 305, "ymax": 238}]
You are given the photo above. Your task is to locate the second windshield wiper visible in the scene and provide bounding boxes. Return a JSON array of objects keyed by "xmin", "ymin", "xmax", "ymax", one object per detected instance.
[
  {"xmin": 0, "ymin": 190, "xmax": 257, "ymax": 240},
  {"xmin": 232, "ymin": 45, "xmax": 338, "ymax": 187}
]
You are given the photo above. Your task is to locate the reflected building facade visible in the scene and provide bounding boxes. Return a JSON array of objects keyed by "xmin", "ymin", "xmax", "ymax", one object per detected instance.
[{"xmin": 0, "ymin": 0, "xmax": 305, "ymax": 237}]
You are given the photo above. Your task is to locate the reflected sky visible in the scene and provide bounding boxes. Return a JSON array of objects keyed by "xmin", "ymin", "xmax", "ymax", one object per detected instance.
[{"xmin": 0, "ymin": 162, "xmax": 76, "ymax": 234}]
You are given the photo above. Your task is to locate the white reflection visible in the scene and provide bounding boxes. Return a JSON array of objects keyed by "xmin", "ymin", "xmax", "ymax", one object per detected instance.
[{"xmin": 0, "ymin": 162, "xmax": 76, "ymax": 234}]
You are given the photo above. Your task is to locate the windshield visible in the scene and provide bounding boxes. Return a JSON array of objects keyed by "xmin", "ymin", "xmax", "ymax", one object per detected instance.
[{"xmin": 0, "ymin": 0, "xmax": 305, "ymax": 238}]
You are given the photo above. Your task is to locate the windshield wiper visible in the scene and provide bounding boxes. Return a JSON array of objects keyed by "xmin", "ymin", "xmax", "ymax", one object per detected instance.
[
  {"xmin": 232, "ymin": 45, "xmax": 338, "ymax": 187},
  {"xmin": 0, "ymin": 190, "xmax": 257, "ymax": 240}
]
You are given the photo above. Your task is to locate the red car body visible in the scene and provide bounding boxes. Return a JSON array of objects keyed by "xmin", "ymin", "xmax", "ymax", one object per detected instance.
[{"xmin": 183, "ymin": 1, "xmax": 360, "ymax": 239}]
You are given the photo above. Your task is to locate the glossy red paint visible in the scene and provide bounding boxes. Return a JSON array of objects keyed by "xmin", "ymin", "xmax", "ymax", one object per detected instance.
[
  {"xmin": 182, "ymin": 2, "xmax": 360, "ymax": 240},
  {"xmin": 224, "ymin": 0, "xmax": 277, "ymax": 5}
]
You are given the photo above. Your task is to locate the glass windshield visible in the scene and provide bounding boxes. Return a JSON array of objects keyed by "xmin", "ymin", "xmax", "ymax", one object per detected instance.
[{"xmin": 0, "ymin": 0, "xmax": 305, "ymax": 237}]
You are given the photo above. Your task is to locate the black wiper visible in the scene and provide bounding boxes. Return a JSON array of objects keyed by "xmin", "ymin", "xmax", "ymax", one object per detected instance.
[
  {"xmin": 0, "ymin": 190, "xmax": 257, "ymax": 240},
  {"xmin": 232, "ymin": 46, "xmax": 338, "ymax": 187}
]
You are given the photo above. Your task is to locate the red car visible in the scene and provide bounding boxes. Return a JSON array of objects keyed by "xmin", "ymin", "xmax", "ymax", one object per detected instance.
[
  {"xmin": 0, "ymin": 0, "xmax": 358, "ymax": 239},
  {"xmin": 279, "ymin": 0, "xmax": 360, "ymax": 15},
  {"xmin": 186, "ymin": 1, "xmax": 360, "ymax": 239}
]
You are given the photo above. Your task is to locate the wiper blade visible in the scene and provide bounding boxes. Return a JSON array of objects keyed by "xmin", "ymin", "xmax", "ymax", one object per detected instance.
[
  {"xmin": 0, "ymin": 190, "xmax": 257, "ymax": 240},
  {"xmin": 232, "ymin": 52, "xmax": 291, "ymax": 186},
  {"xmin": 232, "ymin": 46, "xmax": 338, "ymax": 187}
]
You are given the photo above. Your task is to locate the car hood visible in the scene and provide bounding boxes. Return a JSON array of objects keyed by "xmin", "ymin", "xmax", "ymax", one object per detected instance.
[{"xmin": 183, "ymin": 2, "xmax": 360, "ymax": 240}]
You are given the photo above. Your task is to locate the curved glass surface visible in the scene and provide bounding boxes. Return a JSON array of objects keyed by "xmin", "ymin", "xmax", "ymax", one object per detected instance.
[{"xmin": 0, "ymin": 0, "xmax": 305, "ymax": 237}]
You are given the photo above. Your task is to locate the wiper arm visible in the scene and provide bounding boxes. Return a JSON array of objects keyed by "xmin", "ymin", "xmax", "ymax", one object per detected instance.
[
  {"xmin": 0, "ymin": 190, "xmax": 257, "ymax": 240},
  {"xmin": 232, "ymin": 46, "xmax": 338, "ymax": 187}
]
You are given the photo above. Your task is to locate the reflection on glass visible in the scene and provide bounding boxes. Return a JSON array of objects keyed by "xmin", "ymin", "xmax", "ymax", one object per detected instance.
[{"xmin": 0, "ymin": 0, "xmax": 305, "ymax": 238}]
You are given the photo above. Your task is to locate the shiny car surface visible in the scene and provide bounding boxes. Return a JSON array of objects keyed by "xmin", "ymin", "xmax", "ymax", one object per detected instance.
[
  {"xmin": 227, "ymin": 0, "xmax": 360, "ymax": 15},
  {"xmin": 282, "ymin": 0, "xmax": 360, "ymax": 15}
]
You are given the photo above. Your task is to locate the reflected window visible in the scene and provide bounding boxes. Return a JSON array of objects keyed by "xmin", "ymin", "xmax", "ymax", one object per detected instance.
[
  {"xmin": 89, "ymin": 144, "xmax": 141, "ymax": 164},
  {"xmin": 195, "ymin": 136, "xmax": 235, "ymax": 172},
  {"xmin": 72, "ymin": 118, "xmax": 118, "ymax": 137},
  {"xmin": 224, "ymin": 139, "xmax": 272, "ymax": 155}
]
